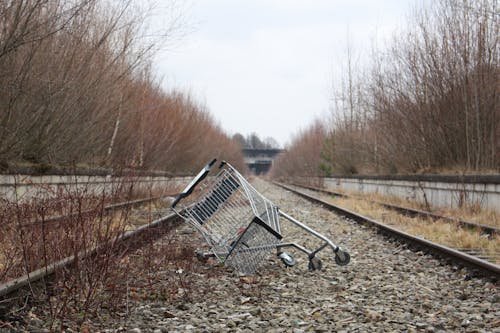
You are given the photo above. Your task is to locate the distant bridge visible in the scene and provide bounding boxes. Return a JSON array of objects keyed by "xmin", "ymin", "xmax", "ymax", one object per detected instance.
[{"xmin": 242, "ymin": 148, "xmax": 284, "ymax": 175}]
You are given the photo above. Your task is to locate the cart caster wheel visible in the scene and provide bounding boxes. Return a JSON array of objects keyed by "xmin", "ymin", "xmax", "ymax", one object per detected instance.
[
  {"xmin": 308, "ymin": 257, "xmax": 322, "ymax": 271},
  {"xmin": 195, "ymin": 250, "xmax": 209, "ymax": 263},
  {"xmin": 335, "ymin": 251, "xmax": 350, "ymax": 266},
  {"xmin": 278, "ymin": 252, "xmax": 296, "ymax": 267}
]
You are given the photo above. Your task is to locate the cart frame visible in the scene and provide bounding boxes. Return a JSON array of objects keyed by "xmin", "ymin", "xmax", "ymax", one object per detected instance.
[{"xmin": 171, "ymin": 159, "xmax": 350, "ymax": 274}]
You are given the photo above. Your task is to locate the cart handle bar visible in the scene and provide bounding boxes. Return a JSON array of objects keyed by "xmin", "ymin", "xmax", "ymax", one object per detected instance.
[{"xmin": 171, "ymin": 158, "xmax": 217, "ymax": 208}]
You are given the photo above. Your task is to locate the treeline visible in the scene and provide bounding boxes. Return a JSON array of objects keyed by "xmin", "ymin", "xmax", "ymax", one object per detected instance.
[
  {"xmin": 0, "ymin": 0, "xmax": 244, "ymax": 175},
  {"xmin": 272, "ymin": 0, "xmax": 499, "ymax": 179},
  {"xmin": 271, "ymin": 121, "xmax": 326, "ymax": 179},
  {"xmin": 232, "ymin": 132, "xmax": 280, "ymax": 149}
]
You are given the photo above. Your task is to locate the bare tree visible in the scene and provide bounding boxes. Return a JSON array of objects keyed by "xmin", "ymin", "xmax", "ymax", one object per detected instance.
[
  {"xmin": 0, "ymin": 0, "xmax": 246, "ymax": 173},
  {"xmin": 272, "ymin": 0, "xmax": 498, "ymax": 178}
]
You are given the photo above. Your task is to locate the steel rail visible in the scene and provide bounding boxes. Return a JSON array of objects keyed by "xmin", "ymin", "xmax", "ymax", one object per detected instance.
[
  {"xmin": 19, "ymin": 195, "xmax": 167, "ymax": 227},
  {"xmin": 275, "ymin": 182, "xmax": 500, "ymax": 280},
  {"xmin": 290, "ymin": 183, "xmax": 499, "ymax": 236}
]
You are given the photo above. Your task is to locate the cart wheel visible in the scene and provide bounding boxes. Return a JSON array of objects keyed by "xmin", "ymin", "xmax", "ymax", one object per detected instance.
[
  {"xmin": 335, "ymin": 251, "xmax": 350, "ymax": 266},
  {"xmin": 278, "ymin": 252, "xmax": 296, "ymax": 267},
  {"xmin": 308, "ymin": 257, "xmax": 322, "ymax": 271},
  {"xmin": 195, "ymin": 250, "xmax": 209, "ymax": 263}
]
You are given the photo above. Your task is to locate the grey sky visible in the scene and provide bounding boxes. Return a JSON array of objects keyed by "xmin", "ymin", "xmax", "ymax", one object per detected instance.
[{"xmin": 154, "ymin": 0, "xmax": 422, "ymax": 147}]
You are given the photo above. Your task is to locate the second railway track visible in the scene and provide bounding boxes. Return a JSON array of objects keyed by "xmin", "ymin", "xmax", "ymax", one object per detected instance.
[{"xmin": 0, "ymin": 195, "xmax": 180, "ymax": 304}]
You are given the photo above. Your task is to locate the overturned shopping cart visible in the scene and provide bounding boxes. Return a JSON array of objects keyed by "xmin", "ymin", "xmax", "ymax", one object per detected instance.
[{"xmin": 171, "ymin": 159, "xmax": 350, "ymax": 275}]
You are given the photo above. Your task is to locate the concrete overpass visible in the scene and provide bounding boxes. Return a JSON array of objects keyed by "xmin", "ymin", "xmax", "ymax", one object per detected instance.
[{"xmin": 242, "ymin": 148, "xmax": 284, "ymax": 175}]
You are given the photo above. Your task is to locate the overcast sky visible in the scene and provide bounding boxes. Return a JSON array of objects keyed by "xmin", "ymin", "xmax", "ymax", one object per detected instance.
[{"xmin": 154, "ymin": 0, "xmax": 424, "ymax": 147}]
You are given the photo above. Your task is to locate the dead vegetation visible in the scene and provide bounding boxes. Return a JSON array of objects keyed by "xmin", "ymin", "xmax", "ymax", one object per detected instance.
[
  {"xmin": 0, "ymin": 177, "xmax": 182, "ymax": 330},
  {"xmin": 318, "ymin": 193, "xmax": 499, "ymax": 263},
  {"xmin": 349, "ymin": 190, "xmax": 500, "ymax": 229},
  {"xmin": 0, "ymin": 0, "xmax": 244, "ymax": 174},
  {"xmin": 271, "ymin": 0, "xmax": 499, "ymax": 178}
]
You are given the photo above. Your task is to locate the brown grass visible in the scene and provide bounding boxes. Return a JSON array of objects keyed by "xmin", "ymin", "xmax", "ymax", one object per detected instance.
[
  {"xmin": 331, "ymin": 188, "xmax": 500, "ymax": 228},
  {"xmin": 319, "ymin": 194, "xmax": 499, "ymax": 264}
]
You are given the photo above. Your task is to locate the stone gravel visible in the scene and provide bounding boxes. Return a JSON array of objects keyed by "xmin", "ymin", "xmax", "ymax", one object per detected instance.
[{"xmin": 10, "ymin": 180, "xmax": 500, "ymax": 332}]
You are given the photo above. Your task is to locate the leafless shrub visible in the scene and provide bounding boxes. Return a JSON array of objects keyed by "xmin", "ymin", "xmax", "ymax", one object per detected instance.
[
  {"xmin": 0, "ymin": 0, "xmax": 244, "ymax": 174},
  {"xmin": 273, "ymin": 0, "xmax": 498, "ymax": 178},
  {"xmin": 270, "ymin": 120, "xmax": 327, "ymax": 183},
  {"xmin": 368, "ymin": 0, "xmax": 499, "ymax": 173},
  {"xmin": 0, "ymin": 176, "xmax": 178, "ymax": 329}
]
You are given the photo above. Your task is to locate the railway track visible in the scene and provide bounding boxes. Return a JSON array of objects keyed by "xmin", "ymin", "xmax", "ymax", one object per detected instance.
[
  {"xmin": 3, "ymin": 180, "xmax": 497, "ymax": 307},
  {"xmin": 2, "ymin": 179, "xmax": 499, "ymax": 332},
  {"xmin": 275, "ymin": 182, "xmax": 500, "ymax": 280},
  {"xmin": 0, "ymin": 196, "xmax": 180, "ymax": 305}
]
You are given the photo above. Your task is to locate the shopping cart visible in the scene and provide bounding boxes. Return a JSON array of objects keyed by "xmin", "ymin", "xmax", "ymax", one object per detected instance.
[{"xmin": 171, "ymin": 159, "xmax": 350, "ymax": 275}]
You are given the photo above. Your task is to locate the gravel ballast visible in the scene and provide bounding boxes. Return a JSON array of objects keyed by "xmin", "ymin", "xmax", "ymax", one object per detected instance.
[{"xmin": 8, "ymin": 180, "xmax": 500, "ymax": 332}]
